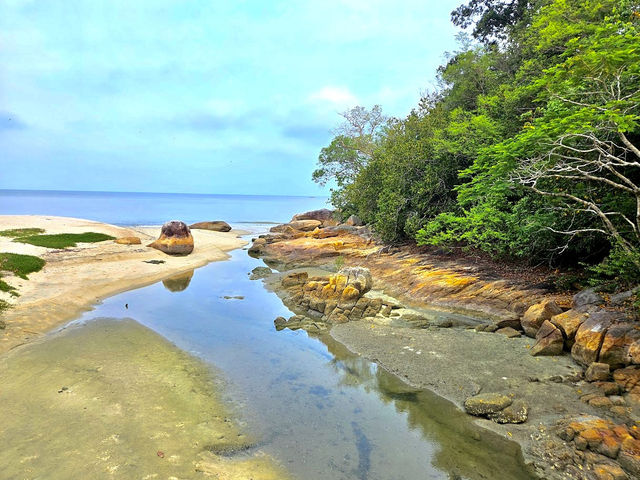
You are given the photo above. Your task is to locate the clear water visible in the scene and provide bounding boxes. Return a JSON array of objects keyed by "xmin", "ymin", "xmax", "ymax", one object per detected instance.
[
  {"xmin": 65, "ymin": 236, "xmax": 535, "ymax": 480},
  {"xmin": 0, "ymin": 189, "xmax": 328, "ymax": 225}
]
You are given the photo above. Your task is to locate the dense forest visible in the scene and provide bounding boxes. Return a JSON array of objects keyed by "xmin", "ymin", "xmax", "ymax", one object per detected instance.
[{"xmin": 313, "ymin": 0, "xmax": 640, "ymax": 290}]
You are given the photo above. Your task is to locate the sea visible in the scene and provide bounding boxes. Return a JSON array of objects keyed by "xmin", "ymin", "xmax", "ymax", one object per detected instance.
[{"xmin": 0, "ymin": 189, "xmax": 329, "ymax": 226}]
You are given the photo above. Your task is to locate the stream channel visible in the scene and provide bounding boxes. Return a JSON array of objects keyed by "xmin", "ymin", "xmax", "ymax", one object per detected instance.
[{"xmin": 61, "ymin": 231, "xmax": 535, "ymax": 480}]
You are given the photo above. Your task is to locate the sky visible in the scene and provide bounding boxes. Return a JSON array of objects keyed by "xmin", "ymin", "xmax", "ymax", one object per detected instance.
[{"xmin": 0, "ymin": 0, "xmax": 462, "ymax": 196}]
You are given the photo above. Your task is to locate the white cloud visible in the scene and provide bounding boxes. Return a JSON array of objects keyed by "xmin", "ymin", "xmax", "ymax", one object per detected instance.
[{"xmin": 309, "ymin": 86, "xmax": 358, "ymax": 109}]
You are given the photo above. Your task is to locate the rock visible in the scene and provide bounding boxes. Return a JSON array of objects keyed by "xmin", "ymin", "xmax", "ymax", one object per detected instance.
[
  {"xmin": 573, "ymin": 288, "xmax": 605, "ymax": 308},
  {"xmin": 593, "ymin": 464, "xmax": 628, "ymax": 480},
  {"xmin": 288, "ymin": 220, "xmax": 322, "ymax": 231},
  {"xmin": 115, "ymin": 236, "xmax": 141, "ymax": 245},
  {"xmin": 489, "ymin": 399, "xmax": 528, "ymax": 424},
  {"xmin": 494, "ymin": 314, "xmax": 522, "ymax": 330},
  {"xmin": 463, "ymin": 393, "xmax": 512, "ymax": 416},
  {"xmin": 249, "ymin": 266, "xmax": 272, "ymax": 280},
  {"xmin": 600, "ymin": 325, "xmax": 640, "ymax": 369},
  {"xmin": 0, "ymin": 319, "xmax": 5, "ymax": 330},
  {"xmin": 189, "ymin": 221, "xmax": 231, "ymax": 232},
  {"xmin": 147, "ymin": 221, "xmax": 194, "ymax": 255},
  {"xmin": 572, "ymin": 314, "xmax": 613, "ymax": 366},
  {"xmin": 345, "ymin": 214, "xmax": 363, "ymax": 227},
  {"xmin": 613, "ymin": 366, "xmax": 640, "ymax": 392},
  {"xmin": 530, "ymin": 320, "xmax": 564, "ymax": 356},
  {"xmin": 274, "ymin": 316, "xmax": 287, "ymax": 330},
  {"xmin": 619, "ymin": 437, "xmax": 640, "ymax": 476},
  {"xmin": 338, "ymin": 266, "xmax": 373, "ymax": 294},
  {"xmin": 292, "ymin": 209, "xmax": 334, "ymax": 223},
  {"xmin": 496, "ymin": 327, "xmax": 521, "ymax": 338},
  {"xmin": 611, "ymin": 288, "xmax": 638, "ymax": 306},
  {"xmin": 521, "ymin": 300, "xmax": 563, "ymax": 337},
  {"xmin": 281, "ymin": 272, "xmax": 308, "ymax": 287},
  {"xmin": 586, "ymin": 362, "xmax": 611, "ymax": 382},
  {"xmin": 550, "ymin": 309, "xmax": 589, "ymax": 348},
  {"xmin": 248, "ymin": 237, "xmax": 267, "ymax": 255}
]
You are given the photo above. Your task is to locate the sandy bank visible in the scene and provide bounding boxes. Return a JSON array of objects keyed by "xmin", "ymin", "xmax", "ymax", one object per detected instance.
[
  {"xmin": 0, "ymin": 318, "xmax": 288, "ymax": 479},
  {"xmin": 0, "ymin": 215, "xmax": 247, "ymax": 353}
]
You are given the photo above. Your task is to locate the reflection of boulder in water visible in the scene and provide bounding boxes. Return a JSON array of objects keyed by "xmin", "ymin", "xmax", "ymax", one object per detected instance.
[{"xmin": 162, "ymin": 270, "xmax": 194, "ymax": 292}]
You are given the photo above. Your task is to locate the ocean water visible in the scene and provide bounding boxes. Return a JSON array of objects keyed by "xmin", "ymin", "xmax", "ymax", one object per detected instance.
[{"xmin": 0, "ymin": 189, "xmax": 328, "ymax": 226}]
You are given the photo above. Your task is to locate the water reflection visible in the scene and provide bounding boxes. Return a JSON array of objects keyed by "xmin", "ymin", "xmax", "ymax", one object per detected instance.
[
  {"xmin": 162, "ymin": 270, "xmax": 194, "ymax": 292},
  {"xmin": 320, "ymin": 334, "xmax": 535, "ymax": 480}
]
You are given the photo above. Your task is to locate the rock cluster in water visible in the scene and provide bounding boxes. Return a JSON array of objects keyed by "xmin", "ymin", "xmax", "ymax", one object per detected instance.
[{"xmin": 274, "ymin": 267, "xmax": 396, "ymax": 330}]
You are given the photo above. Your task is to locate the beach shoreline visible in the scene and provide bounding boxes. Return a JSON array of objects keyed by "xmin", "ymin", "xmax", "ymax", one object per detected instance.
[{"xmin": 0, "ymin": 215, "xmax": 248, "ymax": 354}]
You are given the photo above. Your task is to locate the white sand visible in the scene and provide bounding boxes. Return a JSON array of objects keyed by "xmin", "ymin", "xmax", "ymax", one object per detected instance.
[{"xmin": 0, "ymin": 215, "xmax": 248, "ymax": 353}]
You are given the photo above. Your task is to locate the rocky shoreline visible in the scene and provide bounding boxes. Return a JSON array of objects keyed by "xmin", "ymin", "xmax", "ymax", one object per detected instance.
[{"xmin": 250, "ymin": 209, "xmax": 640, "ymax": 480}]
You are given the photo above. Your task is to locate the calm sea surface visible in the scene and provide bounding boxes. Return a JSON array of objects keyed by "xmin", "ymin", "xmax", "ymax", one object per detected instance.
[{"xmin": 0, "ymin": 189, "xmax": 328, "ymax": 226}]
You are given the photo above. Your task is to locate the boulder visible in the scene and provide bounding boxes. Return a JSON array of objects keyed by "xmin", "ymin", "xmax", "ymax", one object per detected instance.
[
  {"xmin": 463, "ymin": 393, "xmax": 512, "ymax": 416},
  {"xmin": 189, "ymin": 221, "xmax": 231, "ymax": 232},
  {"xmin": 489, "ymin": 399, "xmax": 529, "ymax": 424},
  {"xmin": 521, "ymin": 300, "xmax": 563, "ymax": 337},
  {"xmin": 530, "ymin": 320, "xmax": 564, "ymax": 356},
  {"xmin": 599, "ymin": 324, "xmax": 640, "ymax": 369},
  {"xmin": 115, "ymin": 236, "xmax": 141, "ymax": 245},
  {"xmin": 613, "ymin": 366, "xmax": 640, "ymax": 392},
  {"xmin": 248, "ymin": 237, "xmax": 267, "ymax": 255},
  {"xmin": 550, "ymin": 309, "xmax": 589, "ymax": 348},
  {"xmin": 147, "ymin": 221, "xmax": 194, "ymax": 255},
  {"xmin": 288, "ymin": 220, "xmax": 322, "ymax": 231},
  {"xmin": 573, "ymin": 288, "xmax": 605, "ymax": 308},
  {"xmin": 571, "ymin": 314, "xmax": 613, "ymax": 366},
  {"xmin": 338, "ymin": 266, "xmax": 373, "ymax": 294},
  {"xmin": 585, "ymin": 362, "xmax": 611, "ymax": 382},
  {"xmin": 345, "ymin": 214, "xmax": 363, "ymax": 227},
  {"xmin": 292, "ymin": 209, "xmax": 334, "ymax": 222}
]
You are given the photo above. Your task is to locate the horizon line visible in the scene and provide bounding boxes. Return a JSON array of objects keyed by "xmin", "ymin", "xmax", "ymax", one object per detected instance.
[{"xmin": 0, "ymin": 188, "xmax": 327, "ymax": 199}]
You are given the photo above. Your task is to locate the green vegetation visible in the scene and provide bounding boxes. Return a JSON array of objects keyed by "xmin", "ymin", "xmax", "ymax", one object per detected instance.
[
  {"xmin": 0, "ymin": 228, "xmax": 45, "ymax": 238},
  {"xmin": 14, "ymin": 232, "xmax": 115, "ymax": 249},
  {"xmin": 0, "ymin": 278, "xmax": 18, "ymax": 297},
  {"xmin": 0, "ymin": 253, "xmax": 46, "ymax": 279},
  {"xmin": 314, "ymin": 0, "xmax": 640, "ymax": 289}
]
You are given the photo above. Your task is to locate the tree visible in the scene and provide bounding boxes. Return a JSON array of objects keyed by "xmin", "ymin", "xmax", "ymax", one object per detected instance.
[
  {"xmin": 312, "ymin": 105, "xmax": 387, "ymax": 188},
  {"xmin": 451, "ymin": 0, "xmax": 535, "ymax": 42}
]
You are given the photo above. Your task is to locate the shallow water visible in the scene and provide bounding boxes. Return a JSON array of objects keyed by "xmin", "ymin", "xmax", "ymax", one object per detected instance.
[{"xmin": 55, "ymin": 236, "xmax": 536, "ymax": 480}]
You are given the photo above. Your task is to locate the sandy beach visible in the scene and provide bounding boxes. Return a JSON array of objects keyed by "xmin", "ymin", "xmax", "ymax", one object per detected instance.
[{"xmin": 0, "ymin": 215, "xmax": 248, "ymax": 354}]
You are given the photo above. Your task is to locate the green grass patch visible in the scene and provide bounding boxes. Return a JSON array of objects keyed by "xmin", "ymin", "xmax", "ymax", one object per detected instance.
[
  {"xmin": 0, "ymin": 299, "xmax": 10, "ymax": 316},
  {"xmin": 14, "ymin": 232, "xmax": 115, "ymax": 249},
  {"xmin": 0, "ymin": 253, "xmax": 46, "ymax": 279},
  {"xmin": 0, "ymin": 228, "xmax": 46, "ymax": 238},
  {"xmin": 0, "ymin": 278, "xmax": 19, "ymax": 297}
]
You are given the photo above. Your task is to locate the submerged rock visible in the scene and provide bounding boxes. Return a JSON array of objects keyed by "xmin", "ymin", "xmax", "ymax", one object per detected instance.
[
  {"xmin": 249, "ymin": 266, "xmax": 272, "ymax": 280},
  {"xmin": 148, "ymin": 221, "xmax": 194, "ymax": 255},
  {"xmin": 190, "ymin": 221, "xmax": 231, "ymax": 232}
]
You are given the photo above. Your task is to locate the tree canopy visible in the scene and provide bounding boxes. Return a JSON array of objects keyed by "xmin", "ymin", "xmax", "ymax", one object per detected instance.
[{"xmin": 313, "ymin": 0, "xmax": 640, "ymax": 288}]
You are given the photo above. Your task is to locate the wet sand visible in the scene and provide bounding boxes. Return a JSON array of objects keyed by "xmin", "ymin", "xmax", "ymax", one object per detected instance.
[
  {"xmin": 0, "ymin": 318, "xmax": 288, "ymax": 479},
  {"xmin": 0, "ymin": 215, "xmax": 247, "ymax": 354}
]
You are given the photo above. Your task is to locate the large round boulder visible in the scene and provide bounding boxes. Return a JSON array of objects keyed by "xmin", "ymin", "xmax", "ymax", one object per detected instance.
[
  {"xmin": 292, "ymin": 209, "xmax": 334, "ymax": 222},
  {"xmin": 189, "ymin": 221, "xmax": 231, "ymax": 232},
  {"xmin": 148, "ymin": 221, "xmax": 194, "ymax": 255}
]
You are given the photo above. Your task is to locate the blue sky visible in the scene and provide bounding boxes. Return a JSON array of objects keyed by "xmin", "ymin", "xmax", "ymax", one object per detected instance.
[{"xmin": 1, "ymin": 0, "xmax": 461, "ymax": 195}]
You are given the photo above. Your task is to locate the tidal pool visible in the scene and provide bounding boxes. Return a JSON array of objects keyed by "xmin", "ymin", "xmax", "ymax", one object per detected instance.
[{"xmin": 6, "ymin": 232, "xmax": 536, "ymax": 479}]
